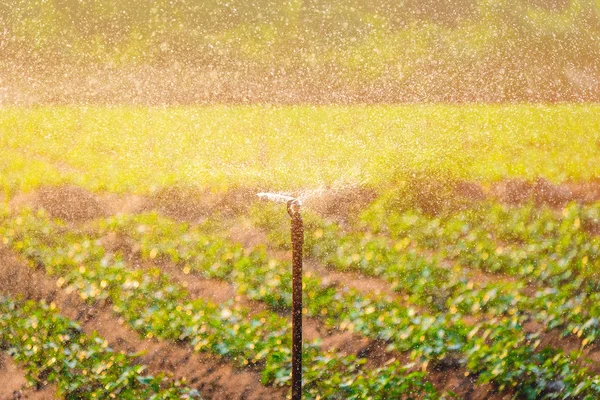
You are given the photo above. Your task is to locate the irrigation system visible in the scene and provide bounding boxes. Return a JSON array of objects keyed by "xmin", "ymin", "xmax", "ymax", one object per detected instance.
[{"xmin": 257, "ymin": 192, "xmax": 304, "ymax": 399}]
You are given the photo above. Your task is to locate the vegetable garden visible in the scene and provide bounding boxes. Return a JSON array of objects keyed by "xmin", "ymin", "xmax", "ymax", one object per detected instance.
[
  {"xmin": 2, "ymin": 105, "xmax": 600, "ymax": 399},
  {"xmin": 2, "ymin": 182, "xmax": 600, "ymax": 398}
]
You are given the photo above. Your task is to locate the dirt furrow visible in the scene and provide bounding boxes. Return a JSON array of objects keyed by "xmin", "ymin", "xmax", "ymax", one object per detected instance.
[
  {"xmin": 0, "ymin": 353, "xmax": 56, "ymax": 400},
  {"xmin": 0, "ymin": 247, "xmax": 286, "ymax": 400}
]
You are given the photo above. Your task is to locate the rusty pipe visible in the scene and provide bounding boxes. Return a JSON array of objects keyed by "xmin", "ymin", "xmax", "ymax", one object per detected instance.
[{"xmin": 287, "ymin": 199, "xmax": 303, "ymax": 400}]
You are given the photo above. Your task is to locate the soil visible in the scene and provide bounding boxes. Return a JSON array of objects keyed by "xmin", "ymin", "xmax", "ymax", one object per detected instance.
[
  {"xmin": 147, "ymin": 186, "xmax": 257, "ymax": 222},
  {"xmin": 7, "ymin": 179, "xmax": 600, "ymax": 225},
  {"xmin": 0, "ymin": 354, "xmax": 56, "ymax": 400},
  {"xmin": 9, "ymin": 186, "xmax": 108, "ymax": 222}
]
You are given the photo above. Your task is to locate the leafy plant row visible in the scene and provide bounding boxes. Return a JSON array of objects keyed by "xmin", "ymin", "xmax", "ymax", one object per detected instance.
[
  {"xmin": 360, "ymin": 200, "xmax": 600, "ymax": 288},
  {"xmin": 0, "ymin": 295, "xmax": 199, "ymax": 399},
  {"xmin": 100, "ymin": 211, "xmax": 600, "ymax": 399},
  {"xmin": 249, "ymin": 204, "xmax": 531, "ymax": 316},
  {"xmin": 0, "ymin": 209, "xmax": 439, "ymax": 400},
  {"xmin": 249, "ymin": 201, "xmax": 600, "ymax": 346},
  {"xmin": 98, "ymin": 213, "xmax": 467, "ymax": 363},
  {"xmin": 358, "ymin": 200, "xmax": 600, "ymax": 345}
]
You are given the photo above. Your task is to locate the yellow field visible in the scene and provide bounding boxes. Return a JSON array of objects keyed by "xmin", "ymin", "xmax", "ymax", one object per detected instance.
[{"xmin": 1, "ymin": 104, "xmax": 599, "ymax": 196}]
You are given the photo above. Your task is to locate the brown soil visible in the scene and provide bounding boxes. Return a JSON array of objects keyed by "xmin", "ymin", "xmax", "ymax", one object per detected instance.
[
  {"xmin": 95, "ymin": 193, "xmax": 149, "ymax": 215},
  {"xmin": 490, "ymin": 178, "xmax": 600, "ymax": 207},
  {"xmin": 0, "ymin": 247, "xmax": 286, "ymax": 400},
  {"xmin": 406, "ymin": 173, "xmax": 488, "ymax": 215},
  {"xmin": 7, "ymin": 178, "xmax": 600, "ymax": 227},
  {"xmin": 382, "ymin": 175, "xmax": 600, "ymax": 216},
  {"xmin": 0, "ymin": 354, "xmax": 56, "ymax": 400},
  {"xmin": 9, "ymin": 186, "xmax": 108, "ymax": 222},
  {"xmin": 147, "ymin": 186, "xmax": 257, "ymax": 222},
  {"xmin": 491, "ymin": 178, "xmax": 574, "ymax": 206}
]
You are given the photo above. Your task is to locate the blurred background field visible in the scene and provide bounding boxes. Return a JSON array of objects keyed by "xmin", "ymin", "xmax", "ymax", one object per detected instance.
[
  {"xmin": 1, "ymin": 104, "xmax": 600, "ymax": 196},
  {"xmin": 1, "ymin": 0, "xmax": 599, "ymax": 104}
]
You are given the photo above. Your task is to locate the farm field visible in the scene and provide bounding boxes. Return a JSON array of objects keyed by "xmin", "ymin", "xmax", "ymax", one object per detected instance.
[
  {"xmin": 2, "ymin": 104, "xmax": 600, "ymax": 399},
  {"xmin": 1, "ymin": 104, "xmax": 600, "ymax": 196}
]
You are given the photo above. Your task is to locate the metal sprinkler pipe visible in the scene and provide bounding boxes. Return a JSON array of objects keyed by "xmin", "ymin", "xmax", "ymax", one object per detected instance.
[
  {"xmin": 287, "ymin": 198, "xmax": 303, "ymax": 400},
  {"xmin": 257, "ymin": 192, "xmax": 305, "ymax": 399}
]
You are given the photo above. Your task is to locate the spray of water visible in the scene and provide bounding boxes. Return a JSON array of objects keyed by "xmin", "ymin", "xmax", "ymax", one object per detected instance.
[
  {"xmin": 257, "ymin": 183, "xmax": 361, "ymax": 207},
  {"xmin": 256, "ymin": 192, "xmax": 298, "ymax": 204}
]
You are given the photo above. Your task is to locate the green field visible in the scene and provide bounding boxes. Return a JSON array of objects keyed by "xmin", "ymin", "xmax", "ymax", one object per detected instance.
[
  {"xmin": 2, "ymin": 188, "xmax": 600, "ymax": 398},
  {"xmin": 4, "ymin": 0, "xmax": 600, "ymax": 398},
  {"xmin": 2, "ymin": 104, "xmax": 600, "ymax": 399},
  {"xmin": 1, "ymin": 104, "xmax": 600, "ymax": 196}
]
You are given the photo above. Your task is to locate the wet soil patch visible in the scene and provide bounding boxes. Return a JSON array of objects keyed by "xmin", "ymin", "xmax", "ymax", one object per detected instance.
[
  {"xmin": 0, "ymin": 353, "xmax": 56, "ymax": 400},
  {"xmin": 9, "ymin": 185, "xmax": 108, "ymax": 222}
]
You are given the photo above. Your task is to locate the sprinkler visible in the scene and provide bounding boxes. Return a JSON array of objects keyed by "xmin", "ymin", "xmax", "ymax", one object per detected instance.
[{"xmin": 257, "ymin": 192, "xmax": 304, "ymax": 400}]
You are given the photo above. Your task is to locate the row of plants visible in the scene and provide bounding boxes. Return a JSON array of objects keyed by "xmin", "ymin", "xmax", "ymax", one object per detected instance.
[
  {"xmin": 98, "ymin": 211, "xmax": 600, "ymax": 399},
  {"xmin": 0, "ymin": 295, "xmax": 199, "ymax": 399},
  {"xmin": 251, "ymin": 200, "xmax": 600, "ymax": 287},
  {"xmin": 248, "ymin": 201, "xmax": 600, "ymax": 346},
  {"xmin": 247, "ymin": 203, "xmax": 531, "ymax": 316},
  {"xmin": 0, "ymin": 208, "xmax": 440, "ymax": 399},
  {"xmin": 97, "ymin": 213, "xmax": 468, "ymax": 362},
  {"xmin": 359, "ymin": 200, "xmax": 600, "ymax": 345},
  {"xmin": 360, "ymin": 200, "xmax": 600, "ymax": 287}
]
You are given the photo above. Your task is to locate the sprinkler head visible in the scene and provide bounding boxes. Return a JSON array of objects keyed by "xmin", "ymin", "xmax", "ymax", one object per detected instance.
[
  {"xmin": 257, "ymin": 191, "xmax": 302, "ymax": 217},
  {"xmin": 287, "ymin": 198, "xmax": 301, "ymax": 217}
]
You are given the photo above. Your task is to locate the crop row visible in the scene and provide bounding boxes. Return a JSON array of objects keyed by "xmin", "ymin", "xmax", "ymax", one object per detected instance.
[
  {"xmin": 249, "ymin": 201, "xmax": 600, "ymax": 346},
  {"xmin": 0, "ymin": 208, "xmax": 439, "ymax": 399},
  {"xmin": 98, "ymin": 213, "xmax": 468, "ymax": 362},
  {"xmin": 359, "ymin": 201, "xmax": 600, "ymax": 344},
  {"xmin": 0, "ymin": 295, "xmax": 199, "ymax": 399},
  {"xmin": 98, "ymin": 211, "xmax": 600, "ymax": 398},
  {"xmin": 248, "ymin": 204, "xmax": 528, "ymax": 317},
  {"xmin": 360, "ymin": 200, "xmax": 600, "ymax": 286}
]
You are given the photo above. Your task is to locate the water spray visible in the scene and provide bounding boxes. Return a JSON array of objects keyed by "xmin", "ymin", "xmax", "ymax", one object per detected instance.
[{"xmin": 257, "ymin": 192, "xmax": 304, "ymax": 400}]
